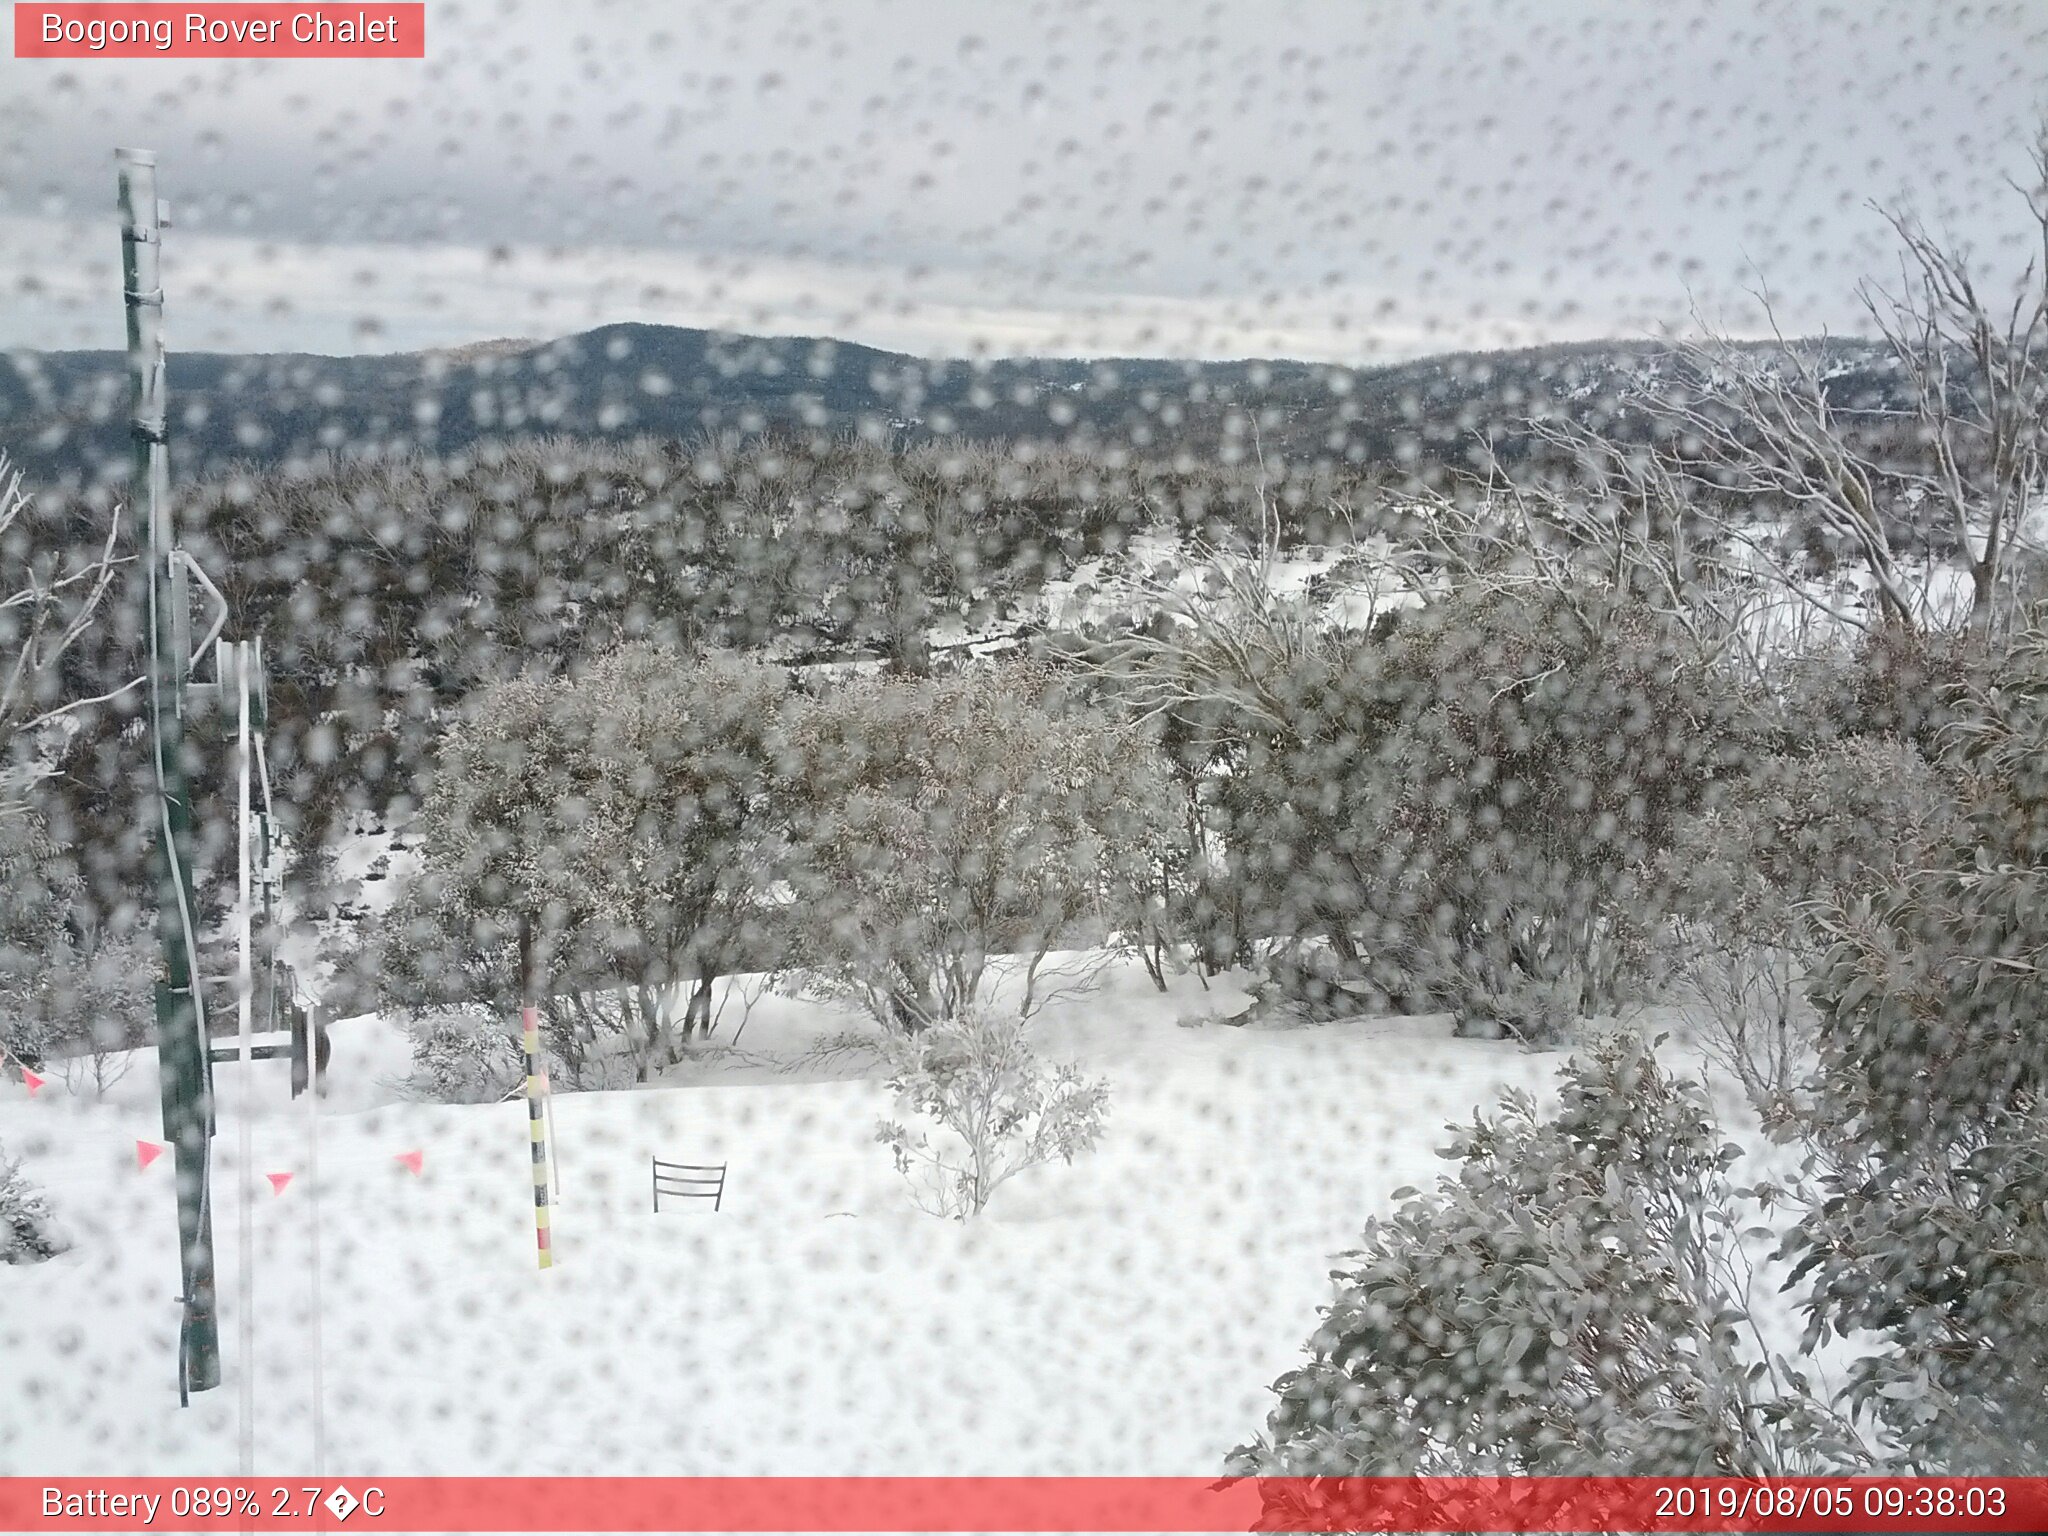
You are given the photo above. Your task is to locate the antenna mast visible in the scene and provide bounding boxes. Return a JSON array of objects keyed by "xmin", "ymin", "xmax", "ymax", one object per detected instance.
[{"xmin": 120, "ymin": 146, "xmax": 222, "ymax": 1398}]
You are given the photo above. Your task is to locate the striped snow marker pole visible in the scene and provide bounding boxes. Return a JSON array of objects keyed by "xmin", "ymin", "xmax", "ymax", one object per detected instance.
[{"xmin": 518, "ymin": 914, "xmax": 553, "ymax": 1270}]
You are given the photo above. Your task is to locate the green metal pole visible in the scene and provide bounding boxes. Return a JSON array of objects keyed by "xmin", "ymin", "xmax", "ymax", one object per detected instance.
[{"xmin": 120, "ymin": 147, "xmax": 220, "ymax": 1397}]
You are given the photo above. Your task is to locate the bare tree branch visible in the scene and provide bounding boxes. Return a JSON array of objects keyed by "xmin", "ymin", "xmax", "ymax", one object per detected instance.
[{"xmin": 0, "ymin": 452, "xmax": 133, "ymax": 775}]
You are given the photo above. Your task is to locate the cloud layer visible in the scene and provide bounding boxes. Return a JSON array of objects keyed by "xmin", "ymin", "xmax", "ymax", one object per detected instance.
[{"xmin": 2, "ymin": 0, "xmax": 2043, "ymax": 360}]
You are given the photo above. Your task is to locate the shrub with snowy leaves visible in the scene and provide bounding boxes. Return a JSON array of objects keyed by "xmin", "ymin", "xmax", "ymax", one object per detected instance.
[
  {"xmin": 0, "ymin": 800, "xmax": 71, "ymax": 1071},
  {"xmin": 1660, "ymin": 737, "xmax": 1964, "ymax": 1117},
  {"xmin": 1780, "ymin": 626, "xmax": 1985, "ymax": 759},
  {"xmin": 361, "ymin": 881, "xmax": 639, "ymax": 1096},
  {"xmin": 0, "ymin": 1143, "xmax": 65, "ymax": 1265},
  {"xmin": 0, "ymin": 790, "xmax": 153, "ymax": 1094},
  {"xmin": 39, "ymin": 928, "xmax": 153, "ymax": 1098},
  {"xmin": 1227, "ymin": 1034, "xmax": 1866, "ymax": 1494},
  {"xmin": 783, "ymin": 662, "xmax": 1181, "ymax": 1030},
  {"xmin": 410, "ymin": 643, "xmax": 789, "ymax": 1076},
  {"xmin": 875, "ymin": 1009, "xmax": 1109, "ymax": 1220},
  {"xmin": 1223, "ymin": 583, "xmax": 1746, "ymax": 1036},
  {"xmin": 395, "ymin": 1006, "xmax": 528, "ymax": 1105},
  {"xmin": 1785, "ymin": 624, "xmax": 2048, "ymax": 1474}
]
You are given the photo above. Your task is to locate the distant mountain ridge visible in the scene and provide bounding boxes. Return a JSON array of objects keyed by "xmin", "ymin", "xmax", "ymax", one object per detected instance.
[{"xmin": 0, "ymin": 322, "xmax": 1907, "ymax": 486}]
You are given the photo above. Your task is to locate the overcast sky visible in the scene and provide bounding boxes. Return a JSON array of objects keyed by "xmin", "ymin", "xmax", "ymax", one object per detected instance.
[{"xmin": 2, "ymin": 0, "xmax": 2044, "ymax": 363}]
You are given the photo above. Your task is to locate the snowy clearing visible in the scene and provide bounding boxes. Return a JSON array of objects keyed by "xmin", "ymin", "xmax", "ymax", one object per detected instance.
[{"xmin": 0, "ymin": 961, "xmax": 1591, "ymax": 1477}]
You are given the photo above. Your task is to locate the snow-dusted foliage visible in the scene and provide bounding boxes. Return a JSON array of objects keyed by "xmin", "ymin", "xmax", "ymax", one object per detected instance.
[
  {"xmin": 1228, "ymin": 1035, "xmax": 1868, "ymax": 1489},
  {"xmin": 1787, "ymin": 623, "xmax": 2048, "ymax": 1473},
  {"xmin": 0, "ymin": 801, "xmax": 148, "ymax": 1084},
  {"xmin": 364, "ymin": 862, "xmax": 642, "ymax": 1093},
  {"xmin": 0, "ymin": 450, "xmax": 123, "ymax": 757},
  {"xmin": 407, "ymin": 643, "xmax": 789, "ymax": 1072},
  {"xmin": 875, "ymin": 1008, "xmax": 1110, "ymax": 1219},
  {"xmin": 1660, "ymin": 737, "xmax": 1964, "ymax": 1118},
  {"xmin": 1776, "ymin": 624, "xmax": 1985, "ymax": 758},
  {"xmin": 367, "ymin": 887, "xmax": 646, "ymax": 1100},
  {"xmin": 395, "ymin": 1006, "xmax": 527, "ymax": 1105},
  {"xmin": 1217, "ymin": 583, "xmax": 1746, "ymax": 1036},
  {"xmin": 783, "ymin": 663, "xmax": 1182, "ymax": 1029},
  {"xmin": 0, "ymin": 1143, "xmax": 64, "ymax": 1265},
  {"xmin": 39, "ymin": 928, "xmax": 153, "ymax": 1098},
  {"xmin": 0, "ymin": 801, "xmax": 66, "ymax": 1069}
]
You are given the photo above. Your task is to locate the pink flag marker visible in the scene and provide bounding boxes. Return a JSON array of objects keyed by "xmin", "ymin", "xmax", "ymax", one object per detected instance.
[
  {"xmin": 136, "ymin": 1140, "xmax": 166, "ymax": 1170},
  {"xmin": 21, "ymin": 1068, "xmax": 44, "ymax": 1097},
  {"xmin": 266, "ymin": 1172, "xmax": 294, "ymax": 1196},
  {"xmin": 395, "ymin": 1149, "xmax": 423, "ymax": 1176}
]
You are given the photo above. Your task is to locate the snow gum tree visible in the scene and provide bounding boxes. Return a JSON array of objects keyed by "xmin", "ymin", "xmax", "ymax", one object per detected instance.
[
  {"xmin": 1222, "ymin": 582, "xmax": 1749, "ymax": 1038},
  {"xmin": 780, "ymin": 662, "xmax": 1182, "ymax": 1030},
  {"xmin": 0, "ymin": 446, "xmax": 128, "ymax": 1243},
  {"xmin": 409, "ymin": 643, "xmax": 789, "ymax": 1079},
  {"xmin": 0, "ymin": 450, "xmax": 145, "ymax": 1092}
]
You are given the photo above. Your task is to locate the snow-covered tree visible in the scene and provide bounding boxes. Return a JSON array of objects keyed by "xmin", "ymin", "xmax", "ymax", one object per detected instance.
[
  {"xmin": 1228, "ymin": 1036, "xmax": 1868, "ymax": 1493},
  {"xmin": 0, "ymin": 450, "xmax": 127, "ymax": 770},
  {"xmin": 0, "ymin": 450, "xmax": 134, "ymax": 1076},
  {"xmin": 1787, "ymin": 620, "xmax": 2048, "ymax": 1472},
  {"xmin": 875, "ymin": 1008, "xmax": 1110, "ymax": 1220},
  {"xmin": 780, "ymin": 662, "xmax": 1181, "ymax": 1030},
  {"xmin": 1640, "ymin": 138, "xmax": 2048, "ymax": 638},
  {"xmin": 408, "ymin": 643, "xmax": 788, "ymax": 1078},
  {"xmin": 1219, "ymin": 582, "xmax": 1748, "ymax": 1037},
  {"xmin": 359, "ymin": 874, "xmax": 650, "ymax": 1097},
  {"xmin": 0, "ymin": 1141, "xmax": 65, "ymax": 1265},
  {"xmin": 393, "ymin": 1005, "xmax": 529, "ymax": 1105}
]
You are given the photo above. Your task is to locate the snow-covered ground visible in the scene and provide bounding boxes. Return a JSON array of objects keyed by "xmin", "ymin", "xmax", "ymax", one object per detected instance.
[
  {"xmin": 933, "ymin": 514, "xmax": 2007, "ymax": 669},
  {"xmin": 1, "ymin": 960, "xmax": 1582, "ymax": 1478},
  {"xmin": 3, "ymin": 938, "xmax": 1877, "ymax": 1482},
  {"xmin": 1023, "ymin": 531, "xmax": 1373, "ymax": 636}
]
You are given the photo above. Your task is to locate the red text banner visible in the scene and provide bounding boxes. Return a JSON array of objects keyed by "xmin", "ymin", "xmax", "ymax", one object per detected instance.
[
  {"xmin": 3, "ymin": 1478, "xmax": 2047, "ymax": 1533},
  {"xmin": 14, "ymin": 5, "xmax": 424, "ymax": 59}
]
